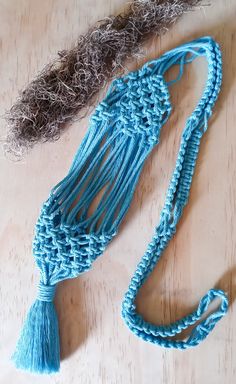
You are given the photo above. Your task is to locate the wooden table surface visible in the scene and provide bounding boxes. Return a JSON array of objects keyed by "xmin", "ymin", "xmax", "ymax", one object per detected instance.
[{"xmin": 0, "ymin": 0, "xmax": 236, "ymax": 383}]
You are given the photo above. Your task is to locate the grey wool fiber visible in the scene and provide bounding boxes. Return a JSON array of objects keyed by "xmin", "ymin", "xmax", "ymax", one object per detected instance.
[{"xmin": 5, "ymin": 0, "xmax": 202, "ymax": 158}]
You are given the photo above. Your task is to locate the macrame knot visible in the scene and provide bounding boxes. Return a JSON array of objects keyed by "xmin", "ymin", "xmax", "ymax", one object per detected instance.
[
  {"xmin": 37, "ymin": 282, "xmax": 56, "ymax": 302},
  {"xmin": 114, "ymin": 75, "xmax": 171, "ymax": 146},
  {"xmin": 12, "ymin": 37, "xmax": 228, "ymax": 375}
]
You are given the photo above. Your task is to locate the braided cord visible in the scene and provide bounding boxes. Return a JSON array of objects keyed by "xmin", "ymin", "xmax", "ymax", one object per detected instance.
[{"xmin": 121, "ymin": 37, "xmax": 229, "ymax": 348}]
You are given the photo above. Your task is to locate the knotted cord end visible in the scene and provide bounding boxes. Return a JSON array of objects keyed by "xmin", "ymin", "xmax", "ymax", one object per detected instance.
[{"xmin": 122, "ymin": 288, "xmax": 229, "ymax": 349}]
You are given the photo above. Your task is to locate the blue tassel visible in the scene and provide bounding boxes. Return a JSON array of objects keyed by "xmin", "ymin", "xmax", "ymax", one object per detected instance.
[{"xmin": 12, "ymin": 283, "xmax": 60, "ymax": 374}]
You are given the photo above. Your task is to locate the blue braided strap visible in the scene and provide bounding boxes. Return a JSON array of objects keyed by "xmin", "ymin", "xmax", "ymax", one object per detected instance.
[
  {"xmin": 121, "ymin": 216, "xmax": 228, "ymax": 348},
  {"xmin": 122, "ymin": 37, "xmax": 229, "ymax": 348}
]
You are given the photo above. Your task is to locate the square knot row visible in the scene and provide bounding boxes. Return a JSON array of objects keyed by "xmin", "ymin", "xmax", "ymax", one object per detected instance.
[
  {"xmin": 91, "ymin": 74, "xmax": 171, "ymax": 147},
  {"xmin": 117, "ymin": 75, "xmax": 171, "ymax": 146},
  {"xmin": 33, "ymin": 212, "xmax": 116, "ymax": 283}
]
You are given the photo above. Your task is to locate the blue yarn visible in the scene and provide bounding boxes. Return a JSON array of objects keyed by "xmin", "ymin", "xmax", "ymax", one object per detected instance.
[
  {"xmin": 13, "ymin": 36, "xmax": 228, "ymax": 374},
  {"xmin": 12, "ymin": 283, "xmax": 59, "ymax": 373}
]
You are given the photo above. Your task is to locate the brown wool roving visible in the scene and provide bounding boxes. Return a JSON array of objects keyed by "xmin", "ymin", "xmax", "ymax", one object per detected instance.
[{"xmin": 5, "ymin": 0, "xmax": 202, "ymax": 157}]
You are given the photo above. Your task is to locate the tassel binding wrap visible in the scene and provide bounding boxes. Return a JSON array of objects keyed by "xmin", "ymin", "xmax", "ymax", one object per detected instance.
[{"xmin": 13, "ymin": 37, "xmax": 228, "ymax": 374}]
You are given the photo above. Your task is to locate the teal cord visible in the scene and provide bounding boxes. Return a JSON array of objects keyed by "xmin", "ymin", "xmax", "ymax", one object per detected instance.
[
  {"xmin": 13, "ymin": 36, "xmax": 228, "ymax": 374},
  {"xmin": 35, "ymin": 35, "xmax": 228, "ymax": 344}
]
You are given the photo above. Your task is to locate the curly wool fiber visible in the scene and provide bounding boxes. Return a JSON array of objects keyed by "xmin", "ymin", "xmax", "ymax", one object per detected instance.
[{"xmin": 5, "ymin": 0, "xmax": 201, "ymax": 157}]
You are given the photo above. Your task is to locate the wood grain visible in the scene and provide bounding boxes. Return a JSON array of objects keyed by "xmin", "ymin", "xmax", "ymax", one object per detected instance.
[{"xmin": 0, "ymin": 1, "xmax": 235, "ymax": 383}]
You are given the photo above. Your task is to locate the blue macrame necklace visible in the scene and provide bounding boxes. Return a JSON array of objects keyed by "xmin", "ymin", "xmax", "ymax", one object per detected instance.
[{"xmin": 13, "ymin": 36, "xmax": 228, "ymax": 374}]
